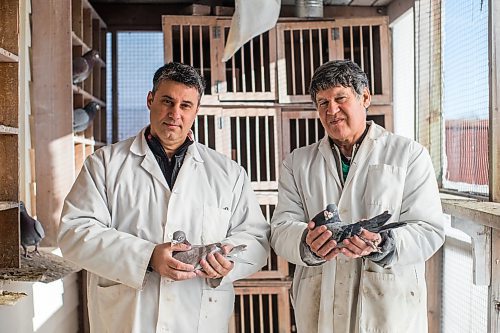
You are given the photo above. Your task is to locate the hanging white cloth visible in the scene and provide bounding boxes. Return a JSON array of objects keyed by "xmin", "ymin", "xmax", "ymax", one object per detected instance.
[{"xmin": 222, "ymin": 0, "xmax": 281, "ymax": 62}]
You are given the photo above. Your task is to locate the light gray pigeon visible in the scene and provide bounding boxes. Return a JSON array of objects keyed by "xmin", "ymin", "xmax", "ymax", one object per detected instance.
[
  {"xmin": 19, "ymin": 201, "xmax": 45, "ymax": 258},
  {"xmin": 73, "ymin": 101, "xmax": 101, "ymax": 132},
  {"xmin": 311, "ymin": 203, "xmax": 406, "ymax": 250},
  {"xmin": 171, "ymin": 230, "xmax": 252, "ymax": 270},
  {"xmin": 72, "ymin": 49, "xmax": 100, "ymax": 84}
]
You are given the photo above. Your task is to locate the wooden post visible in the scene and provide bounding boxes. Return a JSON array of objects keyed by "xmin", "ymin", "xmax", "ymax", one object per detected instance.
[
  {"xmin": 489, "ymin": 0, "xmax": 500, "ymax": 331},
  {"xmin": 31, "ymin": 0, "xmax": 75, "ymax": 245}
]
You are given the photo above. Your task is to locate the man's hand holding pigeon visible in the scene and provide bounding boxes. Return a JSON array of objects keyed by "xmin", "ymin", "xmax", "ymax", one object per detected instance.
[
  {"xmin": 195, "ymin": 245, "xmax": 234, "ymax": 280},
  {"xmin": 149, "ymin": 241, "xmax": 197, "ymax": 281},
  {"xmin": 303, "ymin": 204, "xmax": 405, "ymax": 262}
]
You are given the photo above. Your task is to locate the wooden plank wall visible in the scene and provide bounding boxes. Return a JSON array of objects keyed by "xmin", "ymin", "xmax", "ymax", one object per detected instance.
[
  {"xmin": 31, "ymin": 0, "xmax": 75, "ymax": 245},
  {"xmin": 0, "ymin": 0, "xmax": 20, "ymax": 268}
]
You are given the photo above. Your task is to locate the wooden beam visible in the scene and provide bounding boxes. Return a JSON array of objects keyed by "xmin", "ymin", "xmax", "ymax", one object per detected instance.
[
  {"xmin": 91, "ymin": 3, "xmax": 212, "ymax": 30},
  {"xmin": 111, "ymin": 30, "xmax": 119, "ymax": 143},
  {"xmin": 441, "ymin": 198, "xmax": 500, "ymax": 229},
  {"xmin": 387, "ymin": 0, "xmax": 414, "ymax": 24},
  {"xmin": 490, "ymin": 0, "xmax": 500, "ymax": 203},
  {"xmin": 31, "ymin": 0, "xmax": 75, "ymax": 246},
  {"xmin": 280, "ymin": 5, "xmax": 386, "ymax": 18},
  {"xmin": 426, "ymin": 248, "xmax": 443, "ymax": 333},
  {"xmin": 490, "ymin": 1, "xmax": 500, "ymax": 331},
  {"xmin": 491, "ymin": 228, "xmax": 500, "ymax": 332}
]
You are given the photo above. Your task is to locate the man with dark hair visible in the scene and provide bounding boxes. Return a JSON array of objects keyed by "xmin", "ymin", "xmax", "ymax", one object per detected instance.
[
  {"xmin": 59, "ymin": 62, "xmax": 270, "ymax": 333},
  {"xmin": 270, "ymin": 60, "xmax": 444, "ymax": 332}
]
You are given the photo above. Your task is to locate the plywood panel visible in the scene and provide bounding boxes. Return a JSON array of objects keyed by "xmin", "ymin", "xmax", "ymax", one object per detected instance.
[
  {"xmin": 0, "ymin": 208, "xmax": 20, "ymax": 268},
  {"xmin": 0, "ymin": 64, "xmax": 19, "ymax": 127},
  {"xmin": 0, "ymin": 0, "xmax": 19, "ymax": 54},
  {"xmin": 0, "ymin": 135, "xmax": 18, "ymax": 201}
]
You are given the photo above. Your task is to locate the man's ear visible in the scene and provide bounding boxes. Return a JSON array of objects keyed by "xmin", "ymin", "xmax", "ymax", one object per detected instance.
[
  {"xmin": 147, "ymin": 91, "xmax": 154, "ymax": 109},
  {"xmin": 362, "ymin": 87, "xmax": 371, "ymax": 108}
]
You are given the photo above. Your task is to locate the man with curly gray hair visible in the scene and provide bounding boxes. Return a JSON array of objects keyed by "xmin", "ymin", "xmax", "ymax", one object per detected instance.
[{"xmin": 271, "ymin": 59, "xmax": 444, "ymax": 332}]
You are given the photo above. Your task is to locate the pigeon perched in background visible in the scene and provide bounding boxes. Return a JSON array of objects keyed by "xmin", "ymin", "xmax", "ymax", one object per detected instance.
[
  {"xmin": 311, "ymin": 204, "xmax": 406, "ymax": 251},
  {"xmin": 19, "ymin": 201, "xmax": 45, "ymax": 258},
  {"xmin": 171, "ymin": 230, "xmax": 252, "ymax": 270},
  {"xmin": 73, "ymin": 101, "xmax": 101, "ymax": 132},
  {"xmin": 72, "ymin": 49, "xmax": 100, "ymax": 84}
]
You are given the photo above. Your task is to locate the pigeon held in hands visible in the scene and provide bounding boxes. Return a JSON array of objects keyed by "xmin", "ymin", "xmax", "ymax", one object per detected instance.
[
  {"xmin": 72, "ymin": 49, "xmax": 100, "ymax": 84},
  {"xmin": 73, "ymin": 102, "xmax": 101, "ymax": 132},
  {"xmin": 311, "ymin": 204, "xmax": 406, "ymax": 251},
  {"xmin": 171, "ymin": 230, "xmax": 252, "ymax": 270},
  {"xmin": 19, "ymin": 201, "xmax": 45, "ymax": 258}
]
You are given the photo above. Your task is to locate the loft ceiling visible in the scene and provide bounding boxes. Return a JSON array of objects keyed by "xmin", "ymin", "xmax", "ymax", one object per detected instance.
[
  {"xmin": 89, "ymin": 1, "xmax": 394, "ymax": 5},
  {"xmin": 88, "ymin": 0, "xmax": 396, "ymax": 30}
]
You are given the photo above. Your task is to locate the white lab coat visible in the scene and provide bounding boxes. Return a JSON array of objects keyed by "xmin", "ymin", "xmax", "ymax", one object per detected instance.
[
  {"xmin": 271, "ymin": 122, "xmax": 444, "ymax": 333},
  {"xmin": 58, "ymin": 128, "xmax": 270, "ymax": 333}
]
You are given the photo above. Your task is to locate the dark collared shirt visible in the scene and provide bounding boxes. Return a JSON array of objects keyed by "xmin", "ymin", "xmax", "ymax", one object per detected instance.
[{"xmin": 145, "ymin": 126, "xmax": 193, "ymax": 189}]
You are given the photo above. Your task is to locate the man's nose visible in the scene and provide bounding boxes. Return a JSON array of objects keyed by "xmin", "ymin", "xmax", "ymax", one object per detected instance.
[
  {"xmin": 168, "ymin": 105, "xmax": 181, "ymax": 119},
  {"xmin": 326, "ymin": 102, "xmax": 340, "ymax": 115}
]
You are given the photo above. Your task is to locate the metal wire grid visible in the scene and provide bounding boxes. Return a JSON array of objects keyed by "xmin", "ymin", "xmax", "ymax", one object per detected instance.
[
  {"xmin": 442, "ymin": 217, "xmax": 488, "ymax": 333},
  {"xmin": 106, "ymin": 32, "xmax": 164, "ymax": 142},
  {"xmin": 441, "ymin": 0, "xmax": 489, "ymax": 195}
]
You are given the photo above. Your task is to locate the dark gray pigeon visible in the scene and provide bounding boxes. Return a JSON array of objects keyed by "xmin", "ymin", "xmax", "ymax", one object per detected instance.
[
  {"xmin": 171, "ymin": 230, "xmax": 251, "ymax": 270},
  {"xmin": 72, "ymin": 49, "xmax": 100, "ymax": 84},
  {"xmin": 311, "ymin": 203, "xmax": 406, "ymax": 250},
  {"xmin": 73, "ymin": 101, "xmax": 101, "ymax": 132},
  {"xmin": 19, "ymin": 201, "xmax": 45, "ymax": 258}
]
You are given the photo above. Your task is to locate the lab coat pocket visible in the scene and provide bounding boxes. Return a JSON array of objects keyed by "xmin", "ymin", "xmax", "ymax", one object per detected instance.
[
  {"xmin": 359, "ymin": 270, "xmax": 423, "ymax": 333},
  {"xmin": 292, "ymin": 268, "xmax": 322, "ymax": 332},
  {"xmin": 203, "ymin": 204, "xmax": 232, "ymax": 243},
  {"xmin": 95, "ymin": 283, "xmax": 136, "ymax": 332},
  {"xmin": 198, "ymin": 288, "xmax": 235, "ymax": 333},
  {"xmin": 364, "ymin": 164, "xmax": 405, "ymax": 210}
]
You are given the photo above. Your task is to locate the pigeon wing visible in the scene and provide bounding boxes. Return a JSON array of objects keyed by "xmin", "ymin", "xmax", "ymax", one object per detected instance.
[
  {"xmin": 173, "ymin": 243, "xmax": 219, "ymax": 267},
  {"xmin": 358, "ymin": 211, "xmax": 392, "ymax": 232},
  {"xmin": 34, "ymin": 219, "xmax": 45, "ymax": 240},
  {"xmin": 73, "ymin": 108, "xmax": 90, "ymax": 132},
  {"xmin": 72, "ymin": 57, "xmax": 90, "ymax": 83}
]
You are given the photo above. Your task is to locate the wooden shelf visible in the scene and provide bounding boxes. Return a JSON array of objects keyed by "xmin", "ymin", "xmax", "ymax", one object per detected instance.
[
  {"xmin": 0, "ymin": 201, "xmax": 18, "ymax": 212},
  {"xmin": 0, "ymin": 47, "xmax": 18, "ymax": 62},
  {"xmin": 71, "ymin": 31, "xmax": 91, "ymax": 53},
  {"xmin": 0, "ymin": 125, "xmax": 19, "ymax": 135},
  {"xmin": 73, "ymin": 135, "xmax": 93, "ymax": 145},
  {"xmin": 71, "ymin": 32, "xmax": 106, "ymax": 69},
  {"xmin": 73, "ymin": 135, "xmax": 106, "ymax": 146},
  {"xmin": 82, "ymin": 0, "xmax": 107, "ymax": 29},
  {"xmin": 72, "ymin": 84, "xmax": 106, "ymax": 107}
]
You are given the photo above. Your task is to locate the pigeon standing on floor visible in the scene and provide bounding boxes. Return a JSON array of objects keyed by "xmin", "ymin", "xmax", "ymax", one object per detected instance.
[
  {"xmin": 311, "ymin": 203, "xmax": 406, "ymax": 250},
  {"xmin": 73, "ymin": 101, "xmax": 101, "ymax": 132},
  {"xmin": 72, "ymin": 49, "xmax": 100, "ymax": 84},
  {"xmin": 171, "ymin": 230, "xmax": 251, "ymax": 270},
  {"xmin": 19, "ymin": 201, "xmax": 45, "ymax": 258}
]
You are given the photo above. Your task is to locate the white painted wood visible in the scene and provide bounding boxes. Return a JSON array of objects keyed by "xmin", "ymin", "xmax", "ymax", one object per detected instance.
[{"xmin": 451, "ymin": 216, "xmax": 491, "ymax": 286}]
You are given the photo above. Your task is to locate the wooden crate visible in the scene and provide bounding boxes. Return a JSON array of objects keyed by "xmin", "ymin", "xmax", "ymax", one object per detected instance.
[
  {"xmin": 276, "ymin": 17, "xmax": 391, "ymax": 105},
  {"xmin": 248, "ymin": 192, "xmax": 289, "ymax": 280},
  {"xmin": 281, "ymin": 105, "xmax": 393, "ymax": 158},
  {"xmin": 230, "ymin": 280, "xmax": 293, "ymax": 333}
]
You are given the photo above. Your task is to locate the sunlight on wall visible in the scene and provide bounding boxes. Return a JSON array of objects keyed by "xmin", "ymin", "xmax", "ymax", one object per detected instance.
[{"xmin": 32, "ymin": 279, "xmax": 64, "ymax": 331}]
